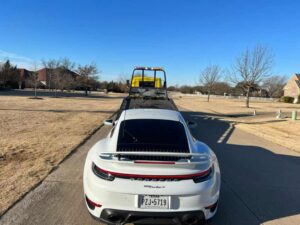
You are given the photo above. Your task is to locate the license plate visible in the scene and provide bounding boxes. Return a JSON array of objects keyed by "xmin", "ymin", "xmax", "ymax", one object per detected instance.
[{"xmin": 139, "ymin": 195, "xmax": 170, "ymax": 209}]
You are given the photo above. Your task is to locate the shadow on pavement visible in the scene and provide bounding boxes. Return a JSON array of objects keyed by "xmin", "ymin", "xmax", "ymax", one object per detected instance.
[{"xmin": 181, "ymin": 111, "xmax": 300, "ymax": 225}]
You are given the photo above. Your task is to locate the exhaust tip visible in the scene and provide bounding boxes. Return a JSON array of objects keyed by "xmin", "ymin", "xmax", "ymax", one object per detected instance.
[
  {"xmin": 181, "ymin": 214, "xmax": 199, "ymax": 225},
  {"xmin": 107, "ymin": 214, "xmax": 124, "ymax": 223}
]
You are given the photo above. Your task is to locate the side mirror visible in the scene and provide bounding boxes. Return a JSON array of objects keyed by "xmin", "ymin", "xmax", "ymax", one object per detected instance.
[
  {"xmin": 104, "ymin": 119, "xmax": 114, "ymax": 126},
  {"xmin": 187, "ymin": 120, "xmax": 197, "ymax": 128},
  {"xmin": 126, "ymin": 80, "xmax": 130, "ymax": 87}
]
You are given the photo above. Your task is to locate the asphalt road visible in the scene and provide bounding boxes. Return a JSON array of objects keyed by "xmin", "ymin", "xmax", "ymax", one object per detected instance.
[{"xmin": 1, "ymin": 111, "xmax": 300, "ymax": 225}]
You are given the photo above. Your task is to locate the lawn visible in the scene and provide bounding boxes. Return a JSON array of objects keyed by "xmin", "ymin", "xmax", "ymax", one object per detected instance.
[
  {"xmin": 0, "ymin": 93, "xmax": 123, "ymax": 215},
  {"xmin": 174, "ymin": 95, "xmax": 300, "ymax": 153}
]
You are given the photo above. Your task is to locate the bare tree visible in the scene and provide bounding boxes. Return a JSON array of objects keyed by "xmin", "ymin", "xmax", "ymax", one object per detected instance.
[
  {"xmin": 0, "ymin": 61, "xmax": 3, "ymax": 86},
  {"xmin": 42, "ymin": 59, "xmax": 61, "ymax": 97},
  {"xmin": 0, "ymin": 61, "xmax": 8, "ymax": 87},
  {"xmin": 76, "ymin": 64, "xmax": 98, "ymax": 96},
  {"xmin": 31, "ymin": 63, "xmax": 39, "ymax": 98},
  {"xmin": 213, "ymin": 82, "xmax": 232, "ymax": 95},
  {"xmin": 24, "ymin": 63, "xmax": 39, "ymax": 98},
  {"xmin": 229, "ymin": 44, "xmax": 274, "ymax": 107},
  {"xmin": 58, "ymin": 58, "xmax": 76, "ymax": 91},
  {"xmin": 262, "ymin": 75, "xmax": 286, "ymax": 98},
  {"xmin": 117, "ymin": 73, "xmax": 130, "ymax": 93},
  {"xmin": 199, "ymin": 65, "xmax": 221, "ymax": 102},
  {"xmin": 118, "ymin": 73, "xmax": 129, "ymax": 84},
  {"xmin": 15, "ymin": 69, "xmax": 23, "ymax": 89},
  {"xmin": 0, "ymin": 60, "xmax": 18, "ymax": 88}
]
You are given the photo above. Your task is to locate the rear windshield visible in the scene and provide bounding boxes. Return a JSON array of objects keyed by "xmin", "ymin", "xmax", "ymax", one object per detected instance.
[{"xmin": 117, "ymin": 119, "xmax": 189, "ymax": 153}]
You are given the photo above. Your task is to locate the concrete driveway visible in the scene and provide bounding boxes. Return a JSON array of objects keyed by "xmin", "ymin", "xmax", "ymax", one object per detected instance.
[{"xmin": 1, "ymin": 111, "xmax": 300, "ymax": 225}]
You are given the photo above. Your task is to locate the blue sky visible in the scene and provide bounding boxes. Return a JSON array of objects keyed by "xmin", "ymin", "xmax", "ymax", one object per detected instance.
[{"xmin": 0, "ymin": 0, "xmax": 299, "ymax": 85}]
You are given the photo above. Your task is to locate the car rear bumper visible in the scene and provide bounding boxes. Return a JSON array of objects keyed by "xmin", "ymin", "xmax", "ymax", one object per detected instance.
[
  {"xmin": 83, "ymin": 164, "xmax": 220, "ymax": 222},
  {"xmin": 83, "ymin": 151, "xmax": 221, "ymax": 223},
  {"xmin": 85, "ymin": 189, "xmax": 219, "ymax": 223},
  {"xmin": 91, "ymin": 208, "xmax": 207, "ymax": 225},
  {"xmin": 84, "ymin": 180, "xmax": 219, "ymax": 221}
]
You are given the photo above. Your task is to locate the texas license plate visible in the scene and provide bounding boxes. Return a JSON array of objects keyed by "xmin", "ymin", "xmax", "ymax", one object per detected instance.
[{"xmin": 139, "ymin": 195, "xmax": 170, "ymax": 209}]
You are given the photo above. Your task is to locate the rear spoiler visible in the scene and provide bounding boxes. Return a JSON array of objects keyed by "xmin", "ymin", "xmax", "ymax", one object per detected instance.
[{"xmin": 98, "ymin": 151, "xmax": 213, "ymax": 165}]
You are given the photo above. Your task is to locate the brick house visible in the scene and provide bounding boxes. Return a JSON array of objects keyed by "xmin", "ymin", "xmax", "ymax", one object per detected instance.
[
  {"xmin": 36, "ymin": 68, "xmax": 79, "ymax": 89},
  {"xmin": 10, "ymin": 68, "xmax": 79, "ymax": 89},
  {"xmin": 16, "ymin": 68, "xmax": 34, "ymax": 89},
  {"xmin": 36, "ymin": 68, "xmax": 49, "ymax": 87},
  {"xmin": 16, "ymin": 68, "xmax": 48, "ymax": 89},
  {"xmin": 283, "ymin": 74, "xmax": 300, "ymax": 98}
]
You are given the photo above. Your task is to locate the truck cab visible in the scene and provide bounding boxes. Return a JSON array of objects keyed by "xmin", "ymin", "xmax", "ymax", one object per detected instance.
[{"xmin": 128, "ymin": 67, "xmax": 168, "ymax": 99}]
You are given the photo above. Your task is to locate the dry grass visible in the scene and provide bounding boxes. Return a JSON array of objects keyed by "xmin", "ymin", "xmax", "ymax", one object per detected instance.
[
  {"xmin": 0, "ymin": 94, "xmax": 123, "ymax": 215},
  {"xmin": 174, "ymin": 95, "xmax": 300, "ymax": 153}
]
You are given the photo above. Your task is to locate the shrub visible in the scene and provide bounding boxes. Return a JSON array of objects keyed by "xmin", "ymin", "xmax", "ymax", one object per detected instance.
[{"xmin": 281, "ymin": 96, "xmax": 294, "ymax": 103}]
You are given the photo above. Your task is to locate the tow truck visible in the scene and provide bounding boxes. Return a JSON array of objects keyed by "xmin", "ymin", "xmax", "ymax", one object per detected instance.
[{"xmin": 118, "ymin": 67, "xmax": 178, "ymax": 114}]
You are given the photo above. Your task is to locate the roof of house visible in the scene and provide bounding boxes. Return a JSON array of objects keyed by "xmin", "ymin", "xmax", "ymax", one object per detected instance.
[
  {"xmin": 295, "ymin": 79, "xmax": 300, "ymax": 88},
  {"xmin": 18, "ymin": 68, "xmax": 29, "ymax": 71},
  {"xmin": 17, "ymin": 68, "xmax": 33, "ymax": 78},
  {"xmin": 283, "ymin": 74, "xmax": 300, "ymax": 90},
  {"xmin": 36, "ymin": 67, "xmax": 79, "ymax": 76},
  {"xmin": 294, "ymin": 74, "xmax": 300, "ymax": 88}
]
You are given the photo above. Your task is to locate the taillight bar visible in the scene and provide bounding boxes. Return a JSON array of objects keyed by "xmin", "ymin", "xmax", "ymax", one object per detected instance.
[
  {"xmin": 96, "ymin": 165, "xmax": 211, "ymax": 180},
  {"xmin": 92, "ymin": 163, "xmax": 115, "ymax": 181}
]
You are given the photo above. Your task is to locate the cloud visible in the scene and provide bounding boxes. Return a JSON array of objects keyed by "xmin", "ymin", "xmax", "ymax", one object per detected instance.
[{"xmin": 0, "ymin": 49, "xmax": 41, "ymax": 69}]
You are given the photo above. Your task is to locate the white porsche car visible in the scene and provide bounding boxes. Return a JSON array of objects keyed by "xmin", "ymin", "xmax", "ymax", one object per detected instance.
[{"xmin": 83, "ymin": 109, "xmax": 220, "ymax": 225}]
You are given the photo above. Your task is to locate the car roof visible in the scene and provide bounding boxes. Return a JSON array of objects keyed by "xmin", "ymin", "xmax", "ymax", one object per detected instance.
[{"xmin": 120, "ymin": 109, "xmax": 182, "ymax": 122}]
